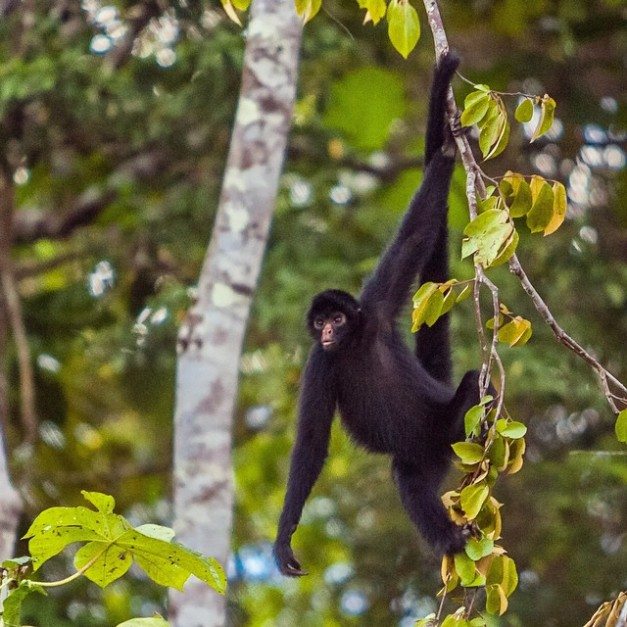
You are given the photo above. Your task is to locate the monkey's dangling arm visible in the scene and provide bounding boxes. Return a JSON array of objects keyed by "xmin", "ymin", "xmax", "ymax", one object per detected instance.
[{"xmin": 274, "ymin": 349, "xmax": 336, "ymax": 576}]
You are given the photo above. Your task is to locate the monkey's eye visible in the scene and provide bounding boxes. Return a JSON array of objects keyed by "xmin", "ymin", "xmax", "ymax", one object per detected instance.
[
  {"xmin": 313, "ymin": 318, "xmax": 324, "ymax": 330},
  {"xmin": 332, "ymin": 312, "xmax": 346, "ymax": 326}
]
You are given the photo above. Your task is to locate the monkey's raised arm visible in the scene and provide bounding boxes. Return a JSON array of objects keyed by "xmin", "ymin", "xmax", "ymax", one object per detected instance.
[
  {"xmin": 360, "ymin": 53, "xmax": 459, "ymax": 321},
  {"xmin": 274, "ymin": 349, "xmax": 336, "ymax": 576}
]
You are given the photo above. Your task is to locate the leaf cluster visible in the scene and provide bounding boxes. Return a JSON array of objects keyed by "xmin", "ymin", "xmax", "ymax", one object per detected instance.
[{"xmin": 0, "ymin": 492, "xmax": 226, "ymax": 627}]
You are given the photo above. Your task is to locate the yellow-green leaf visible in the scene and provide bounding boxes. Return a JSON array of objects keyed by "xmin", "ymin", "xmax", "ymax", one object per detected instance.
[
  {"xmin": 615, "ymin": 409, "xmax": 627, "ymax": 443},
  {"xmin": 478, "ymin": 102, "xmax": 502, "ymax": 158},
  {"xmin": 544, "ymin": 181, "xmax": 567, "ymax": 235},
  {"xmin": 364, "ymin": 0, "xmax": 386, "ymax": 24},
  {"xmin": 526, "ymin": 181, "xmax": 554, "ymax": 233},
  {"xmin": 460, "ymin": 483, "xmax": 490, "ymax": 520},
  {"xmin": 487, "ymin": 554, "xmax": 518, "ymax": 596},
  {"xmin": 506, "ymin": 437, "xmax": 526, "ymax": 474},
  {"xmin": 387, "ymin": 0, "xmax": 420, "ymax": 59},
  {"xmin": 515, "ymin": 98, "xmax": 534, "ymax": 123},
  {"xmin": 220, "ymin": 0, "xmax": 242, "ymax": 25},
  {"xmin": 531, "ymin": 95, "xmax": 556, "ymax": 142},
  {"xmin": 497, "ymin": 317, "xmax": 532, "ymax": 346},
  {"xmin": 231, "ymin": 0, "xmax": 250, "ymax": 9},
  {"xmin": 488, "ymin": 434, "xmax": 509, "ymax": 470},
  {"xmin": 452, "ymin": 442, "xmax": 485, "ymax": 464},
  {"xmin": 294, "ymin": 0, "xmax": 322, "ymax": 22},
  {"xmin": 484, "ymin": 116, "xmax": 510, "ymax": 160},
  {"xmin": 508, "ymin": 180, "xmax": 532, "ymax": 218}
]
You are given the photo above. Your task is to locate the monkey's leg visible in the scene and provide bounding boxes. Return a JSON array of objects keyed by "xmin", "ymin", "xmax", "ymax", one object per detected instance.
[{"xmin": 392, "ymin": 458, "xmax": 466, "ymax": 556}]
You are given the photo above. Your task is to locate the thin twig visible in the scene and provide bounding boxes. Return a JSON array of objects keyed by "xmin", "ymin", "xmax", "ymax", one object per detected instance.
[{"xmin": 0, "ymin": 175, "xmax": 37, "ymax": 443}]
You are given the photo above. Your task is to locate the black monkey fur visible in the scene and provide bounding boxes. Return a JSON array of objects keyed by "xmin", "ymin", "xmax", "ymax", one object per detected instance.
[{"xmin": 275, "ymin": 53, "xmax": 482, "ymax": 577}]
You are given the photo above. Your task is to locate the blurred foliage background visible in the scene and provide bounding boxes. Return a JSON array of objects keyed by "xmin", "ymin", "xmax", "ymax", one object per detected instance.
[{"xmin": 0, "ymin": 0, "xmax": 625, "ymax": 625}]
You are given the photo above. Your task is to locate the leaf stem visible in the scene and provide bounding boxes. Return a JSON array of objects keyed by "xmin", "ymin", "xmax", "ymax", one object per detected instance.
[{"xmin": 32, "ymin": 549, "xmax": 105, "ymax": 588}]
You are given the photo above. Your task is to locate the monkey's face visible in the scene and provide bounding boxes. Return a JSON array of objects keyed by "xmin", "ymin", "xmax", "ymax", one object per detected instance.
[{"xmin": 311, "ymin": 311, "xmax": 349, "ymax": 351}]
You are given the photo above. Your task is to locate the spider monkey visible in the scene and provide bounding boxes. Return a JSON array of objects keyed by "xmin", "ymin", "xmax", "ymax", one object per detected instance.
[{"xmin": 275, "ymin": 52, "xmax": 482, "ymax": 577}]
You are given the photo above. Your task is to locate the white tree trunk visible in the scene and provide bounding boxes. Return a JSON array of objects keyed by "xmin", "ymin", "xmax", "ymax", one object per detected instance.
[
  {"xmin": 168, "ymin": 1, "xmax": 302, "ymax": 624},
  {"xmin": 0, "ymin": 423, "xmax": 21, "ymax": 561}
]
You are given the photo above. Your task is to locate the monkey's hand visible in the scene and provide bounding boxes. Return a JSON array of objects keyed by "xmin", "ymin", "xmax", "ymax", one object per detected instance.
[{"xmin": 273, "ymin": 538, "xmax": 308, "ymax": 577}]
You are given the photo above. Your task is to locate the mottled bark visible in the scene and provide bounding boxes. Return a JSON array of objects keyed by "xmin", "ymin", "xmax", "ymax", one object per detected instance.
[
  {"xmin": 0, "ymin": 420, "xmax": 22, "ymax": 561},
  {"xmin": 168, "ymin": 1, "xmax": 302, "ymax": 625}
]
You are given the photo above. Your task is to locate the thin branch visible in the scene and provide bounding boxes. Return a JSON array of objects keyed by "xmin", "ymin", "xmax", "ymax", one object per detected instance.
[
  {"xmin": 422, "ymin": 0, "xmax": 626, "ymax": 414},
  {"xmin": 0, "ymin": 175, "xmax": 37, "ymax": 443},
  {"xmin": 508, "ymin": 255, "xmax": 627, "ymax": 411}
]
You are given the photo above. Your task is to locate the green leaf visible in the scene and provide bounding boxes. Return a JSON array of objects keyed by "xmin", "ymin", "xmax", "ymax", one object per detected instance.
[
  {"xmin": 134, "ymin": 524, "xmax": 176, "ymax": 542},
  {"xmin": 231, "ymin": 0, "xmax": 250, "ymax": 9},
  {"xmin": 440, "ymin": 288, "xmax": 458, "ymax": 315},
  {"xmin": 614, "ymin": 409, "xmax": 627, "ymax": 443},
  {"xmin": 74, "ymin": 541, "xmax": 133, "ymax": 588},
  {"xmin": 412, "ymin": 282, "xmax": 439, "ymax": 332},
  {"xmin": 544, "ymin": 181, "xmax": 567, "ymax": 235},
  {"xmin": 531, "ymin": 95, "xmax": 556, "ymax": 141},
  {"xmin": 464, "ymin": 404, "xmax": 484, "ymax": 438},
  {"xmin": 526, "ymin": 181, "xmax": 554, "ymax": 233},
  {"xmin": 460, "ymin": 483, "xmax": 489, "ymax": 519},
  {"xmin": 452, "ymin": 442, "xmax": 484, "ymax": 464},
  {"xmin": 424, "ymin": 289, "xmax": 444, "ymax": 326},
  {"xmin": 508, "ymin": 179, "xmax": 532, "ymax": 218},
  {"xmin": 456, "ymin": 284, "xmax": 472, "ymax": 302},
  {"xmin": 465, "ymin": 537, "xmax": 494, "ymax": 560},
  {"xmin": 387, "ymin": 0, "xmax": 420, "ymax": 59},
  {"xmin": 1, "ymin": 581, "xmax": 46, "ymax": 627},
  {"xmin": 496, "ymin": 419, "xmax": 527, "ymax": 439},
  {"xmin": 514, "ymin": 98, "xmax": 534, "ymax": 123},
  {"xmin": 81, "ymin": 491, "xmax": 115, "ymax": 514},
  {"xmin": 454, "ymin": 552, "xmax": 477, "ymax": 585},
  {"xmin": 461, "ymin": 91, "xmax": 490, "ymax": 127}
]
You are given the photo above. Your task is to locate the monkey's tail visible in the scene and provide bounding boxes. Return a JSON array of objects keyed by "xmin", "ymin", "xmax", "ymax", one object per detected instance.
[{"xmin": 424, "ymin": 51, "xmax": 460, "ymax": 166}]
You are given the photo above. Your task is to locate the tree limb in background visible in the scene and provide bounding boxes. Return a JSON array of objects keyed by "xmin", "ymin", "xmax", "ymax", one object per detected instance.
[
  {"xmin": 0, "ymin": 174, "xmax": 37, "ymax": 443},
  {"xmin": 169, "ymin": 0, "xmax": 302, "ymax": 624},
  {"xmin": 421, "ymin": 0, "xmax": 626, "ymax": 413}
]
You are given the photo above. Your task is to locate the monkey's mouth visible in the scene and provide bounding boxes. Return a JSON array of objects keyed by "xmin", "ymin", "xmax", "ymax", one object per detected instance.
[{"xmin": 321, "ymin": 340, "xmax": 336, "ymax": 350}]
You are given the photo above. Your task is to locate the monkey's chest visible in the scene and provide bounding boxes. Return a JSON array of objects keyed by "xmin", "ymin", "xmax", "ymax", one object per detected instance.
[{"xmin": 335, "ymin": 347, "xmax": 419, "ymax": 453}]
